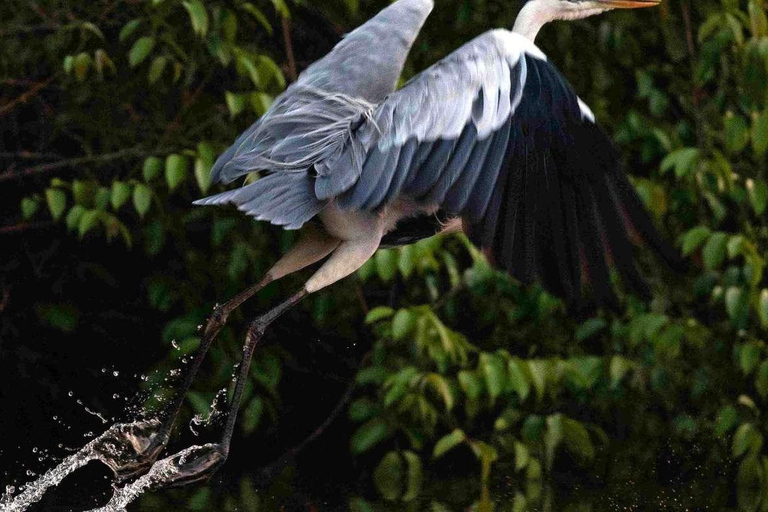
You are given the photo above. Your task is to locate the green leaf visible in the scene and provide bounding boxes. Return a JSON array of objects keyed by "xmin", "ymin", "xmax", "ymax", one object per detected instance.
[
  {"xmin": 351, "ymin": 418, "xmax": 391, "ymax": 455},
  {"xmin": 194, "ymin": 157, "xmax": 211, "ymax": 193},
  {"xmin": 507, "ymin": 359, "xmax": 531, "ymax": 401},
  {"xmin": 458, "ymin": 370, "xmax": 483, "ymax": 400},
  {"xmin": 78, "ymin": 209, "xmax": 100, "ymax": 238},
  {"xmin": 241, "ymin": 3, "xmax": 273, "ymax": 35},
  {"xmin": 433, "ymin": 429, "xmax": 466, "ymax": 459},
  {"xmin": 480, "ymin": 353, "xmax": 506, "ymax": 399},
  {"xmin": 110, "ymin": 181, "xmax": 131, "ymax": 210},
  {"xmin": 756, "ymin": 361, "xmax": 768, "ymax": 399},
  {"xmin": 133, "ymin": 184, "xmax": 152, "ymax": 218},
  {"xmin": 759, "ymin": 289, "xmax": 768, "ymax": 328},
  {"xmin": 660, "ymin": 147, "xmax": 700, "ymax": 177},
  {"xmin": 750, "ymin": 0, "xmax": 768, "ymax": 37},
  {"xmin": 241, "ymin": 396, "xmax": 263, "ymax": 435},
  {"xmin": 45, "ymin": 188, "xmax": 67, "ymax": 220},
  {"xmin": 727, "ymin": 287, "xmax": 750, "ymax": 328},
  {"xmin": 365, "ymin": 306, "xmax": 394, "ymax": 324},
  {"xmin": 74, "ymin": 52, "xmax": 91, "ymax": 81},
  {"xmin": 373, "ymin": 452, "xmax": 402, "ymax": 501},
  {"xmin": 148, "ymin": 56, "xmax": 167, "ymax": 84},
  {"xmin": 401, "ymin": 451, "xmax": 422, "ymax": 502},
  {"xmin": 236, "ymin": 53, "xmax": 261, "ymax": 88},
  {"xmin": 398, "ymin": 245, "xmax": 415, "ymax": 278},
  {"xmin": 746, "ymin": 179, "xmax": 768, "ymax": 216},
  {"xmin": 143, "ymin": 156, "xmax": 162, "ymax": 181},
  {"xmin": 270, "ymin": 0, "xmax": 290, "ymax": 18},
  {"xmin": 561, "ymin": 417, "xmax": 595, "ymax": 463},
  {"xmin": 715, "ymin": 405, "xmax": 739, "ymax": 437},
  {"xmin": 165, "ymin": 154, "xmax": 188, "ymax": 191},
  {"xmin": 349, "ymin": 399, "xmax": 378, "ymax": 422},
  {"xmin": 733, "ymin": 423, "xmax": 761, "ymax": 458},
  {"xmin": 423, "ymin": 373, "xmax": 454, "ymax": 411},
  {"xmin": 375, "ymin": 249, "xmax": 398, "ymax": 282},
  {"xmin": 129, "ymin": 37, "xmax": 155, "ymax": 68},
  {"xmin": 225, "ymin": 91, "xmax": 246, "ymax": 118},
  {"xmin": 725, "ymin": 112, "xmax": 750, "ymax": 154},
  {"xmin": 575, "ymin": 317, "xmax": 607, "ymax": 342},
  {"xmin": 21, "ymin": 197, "xmax": 39, "ymax": 219},
  {"xmin": 681, "ymin": 225, "xmax": 712, "ymax": 256},
  {"xmin": 119, "ymin": 19, "xmax": 141, "ymax": 42},
  {"xmin": 35, "ymin": 303, "xmax": 79, "ymax": 332},
  {"xmin": 391, "ymin": 309, "xmax": 416, "ymax": 341},
  {"xmin": 182, "ymin": 0, "xmax": 209, "ymax": 37},
  {"xmin": 95, "ymin": 187, "xmax": 110, "ymax": 211},
  {"xmin": 609, "ymin": 356, "xmax": 632, "ymax": 387},
  {"xmin": 514, "ymin": 442, "xmax": 530, "ymax": 472},
  {"xmin": 740, "ymin": 342, "xmax": 762, "ymax": 376},
  {"xmin": 65, "ymin": 205, "xmax": 85, "ymax": 231},
  {"xmin": 63, "ymin": 55, "xmax": 74, "ymax": 74},
  {"xmin": 702, "ymin": 232, "xmax": 728, "ymax": 270},
  {"xmin": 752, "ymin": 110, "xmax": 768, "ymax": 156}
]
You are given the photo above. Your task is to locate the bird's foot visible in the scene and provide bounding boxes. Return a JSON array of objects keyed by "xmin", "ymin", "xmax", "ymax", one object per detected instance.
[
  {"xmin": 93, "ymin": 419, "xmax": 169, "ymax": 482},
  {"xmin": 150, "ymin": 443, "xmax": 227, "ymax": 488}
]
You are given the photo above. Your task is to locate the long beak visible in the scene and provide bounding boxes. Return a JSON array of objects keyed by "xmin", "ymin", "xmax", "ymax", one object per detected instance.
[{"xmin": 598, "ymin": 0, "xmax": 661, "ymax": 8}]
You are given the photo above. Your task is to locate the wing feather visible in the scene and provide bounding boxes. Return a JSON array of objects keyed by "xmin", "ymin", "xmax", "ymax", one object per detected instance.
[{"xmin": 327, "ymin": 29, "xmax": 681, "ymax": 307}]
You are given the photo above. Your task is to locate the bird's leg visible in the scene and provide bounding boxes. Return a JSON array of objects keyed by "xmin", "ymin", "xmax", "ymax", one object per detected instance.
[
  {"xmin": 96, "ymin": 226, "xmax": 339, "ymax": 482},
  {"xmin": 155, "ymin": 289, "xmax": 308, "ymax": 487},
  {"xmin": 149, "ymin": 234, "xmax": 382, "ymax": 488}
]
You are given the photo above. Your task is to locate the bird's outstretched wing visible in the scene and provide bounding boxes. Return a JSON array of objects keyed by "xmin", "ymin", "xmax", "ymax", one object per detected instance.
[
  {"xmin": 206, "ymin": 0, "xmax": 434, "ymax": 186},
  {"xmin": 327, "ymin": 29, "xmax": 682, "ymax": 308}
]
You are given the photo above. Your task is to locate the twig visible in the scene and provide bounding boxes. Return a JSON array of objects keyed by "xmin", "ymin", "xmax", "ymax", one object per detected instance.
[
  {"xmin": 0, "ymin": 148, "xmax": 145, "ymax": 183},
  {"xmin": 680, "ymin": 0, "xmax": 704, "ymax": 144},
  {"xmin": 0, "ymin": 77, "xmax": 55, "ymax": 116},
  {"xmin": 0, "ymin": 151, "xmax": 62, "ymax": 160},
  {"xmin": 281, "ymin": 16, "xmax": 298, "ymax": 83},
  {"xmin": 0, "ymin": 222, "xmax": 53, "ymax": 235},
  {"xmin": 261, "ymin": 352, "xmax": 371, "ymax": 473}
]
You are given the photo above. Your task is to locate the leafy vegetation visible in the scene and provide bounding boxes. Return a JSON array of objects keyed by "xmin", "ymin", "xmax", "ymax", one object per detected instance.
[{"xmin": 4, "ymin": 0, "xmax": 768, "ymax": 509}]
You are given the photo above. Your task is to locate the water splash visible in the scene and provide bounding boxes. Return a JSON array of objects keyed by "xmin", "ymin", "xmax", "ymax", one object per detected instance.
[
  {"xmin": 189, "ymin": 389, "xmax": 227, "ymax": 437},
  {"xmin": 0, "ymin": 428, "xmax": 112, "ymax": 511},
  {"xmin": 85, "ymin": 445, "xmax": 214, "ymax": 512}
]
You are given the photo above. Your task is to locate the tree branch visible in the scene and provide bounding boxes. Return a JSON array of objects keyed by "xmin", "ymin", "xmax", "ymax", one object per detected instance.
[
  {"xmin": 0, "ymin": 148, "xmax": 146, "ymax": 183},
  {"xmin": 0, "ymin": 222, "xmax": 53, "ymax": 235},
  {"xmin": 282, "ymin": 16, "xmax": 298, "ymax": 83},
  {"xmin": 0, "ymin": 76, "xmax": 55, "ymax": 116}
]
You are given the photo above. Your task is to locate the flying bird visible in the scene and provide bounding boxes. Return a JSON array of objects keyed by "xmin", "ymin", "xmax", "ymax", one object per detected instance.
[{"xmin": 101, "ymin": 0, "xmax": 678, "ymax": 487}]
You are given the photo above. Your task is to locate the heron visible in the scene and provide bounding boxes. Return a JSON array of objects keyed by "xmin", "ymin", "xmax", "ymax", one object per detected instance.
[{"xmin": 98, "ymin": 0, "xmax": 678, "ymax": 487}]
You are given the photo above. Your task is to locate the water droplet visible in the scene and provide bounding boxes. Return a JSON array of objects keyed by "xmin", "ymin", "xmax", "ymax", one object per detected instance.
[
  {"xmin": 113, "ymin": 371, "xmax": 119, "ymax": 377},
  {"xmin": 101, "ymin": 368, "xmax": 107, "ymax": 373},
  {"xmin": 197, "ymin": 324, "xmax": 203, "ymax": 331},
  {"xmin": 171, "ymin": 340, "xmax": 180, "ymax": 350},
  {"xmin": 5, "ymin": 485, "xmax": 15, "ymax": 495},
  {"xmin": 67, "ymin": 391, "xmax": 73, "ymax": 397},
  {"xmin": 52, "ymin": 416, "xmax": 57, "ymax": 421},
  {"xmin": 112, "ymin": 393, "xmax": 119, "ymax": 399},
  {"xmin": 32, "ymin": 447, "xmax": 38, "ymax": 453},
  {"xmin": 25, "ymin": 470, "xmax": 34, "ymax": 477},
  {"xmin": 181, "ymin": 358, "xmax": 188, "ymax": 364}
]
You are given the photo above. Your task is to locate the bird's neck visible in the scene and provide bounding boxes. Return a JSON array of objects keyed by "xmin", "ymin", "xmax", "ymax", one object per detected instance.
[{"xmin": 513, "ymin": 1, "xmax": 608, "ymax": 41}]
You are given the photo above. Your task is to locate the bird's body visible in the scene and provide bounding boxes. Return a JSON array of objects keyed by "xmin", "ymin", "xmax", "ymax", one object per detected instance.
[
  {"xmin": 196, "ymin": 0, "xmax": 674, "ymax": 306},
  {"xmin": 100, "ymin": 0, "xmax": 677, "ymax": 488}
]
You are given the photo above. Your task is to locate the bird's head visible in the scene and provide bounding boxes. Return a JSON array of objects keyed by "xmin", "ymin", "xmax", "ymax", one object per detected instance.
[{"xmin": 514, "ymin": 0, "xmax": 661, "ymax": 40}]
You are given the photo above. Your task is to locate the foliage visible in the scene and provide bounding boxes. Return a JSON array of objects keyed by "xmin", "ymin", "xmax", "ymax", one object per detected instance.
[{"xmin": 5, "ymin": 0, "xmax": 768, "ymax": 509}]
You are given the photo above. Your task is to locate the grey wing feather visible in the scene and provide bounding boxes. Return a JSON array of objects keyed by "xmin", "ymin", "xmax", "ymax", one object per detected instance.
[
  {"xmin": 197, "ymin": 0, "xmax": 434, "ymax": 229},
  {"xmin": 325, "ymin": 29, "xmax": 682, "ymax": 309},
  {"xmin": 193, "ymin": 172, "xmax": 323, "ymax": 230}
]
